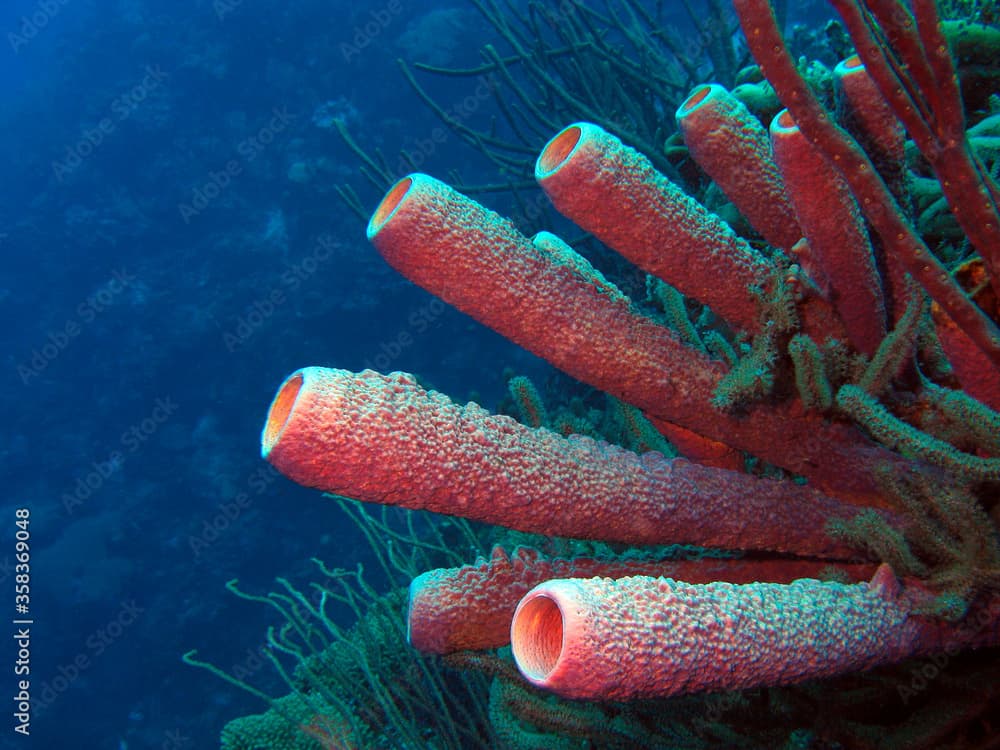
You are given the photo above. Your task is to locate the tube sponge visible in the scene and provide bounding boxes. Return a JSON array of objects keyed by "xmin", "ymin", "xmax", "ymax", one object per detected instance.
[
  {"xmin": 262, "ymin": 367, "xmax": 892, "ymax": 556},
  {"xmin": 770, "ymin": 109, "xmax": 887, "ymax": 357},
  {"xmin": 536, "ymin": 121, "xmax": 771, "ymax": 332},
  {"xmin": 407, "ymin": 546, "xmax": 875, "ymax": 655},
  {"xmin": 510, "ymin": 566, "xmax": 999, "ymax": 701},
  {"xmin": 676, "ymin": 83, "xmax": 802, "ymax": 251}
]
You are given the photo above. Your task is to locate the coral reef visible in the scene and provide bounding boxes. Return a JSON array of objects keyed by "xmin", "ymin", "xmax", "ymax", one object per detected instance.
[{"xmin": 207, "ymin": 0, "xmax": 1000, "ymax": 747}]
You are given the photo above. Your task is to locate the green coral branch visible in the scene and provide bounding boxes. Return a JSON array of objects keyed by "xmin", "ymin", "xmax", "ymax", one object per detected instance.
[
  {"xmin": 836, "ymin": 384, "xmax": 1000, "ymax": 480},
  {"xmin": 918, "ymin": 381, "xmax": 1000, "ymax": 456},
  {"xmin": 788, "ymin": 334, "xmax": 833, "ymax": 411},
  {"xmin": 857, "ymin": 286, "xmax": 927, "ymax": 397}
]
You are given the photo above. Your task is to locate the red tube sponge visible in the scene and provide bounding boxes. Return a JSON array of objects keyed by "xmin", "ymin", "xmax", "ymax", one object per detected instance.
[
  {"xmin": 770, "ymin": 109, "xmax": 887, "ymax": 356},
  {"xmin": 833, "ymin": 55, "xmax": 905, "ymax": 173},
  {"xmin": 676, "ymin": 84, "xmax": 801, "ymax": 251},
  {"xmin": 535, "ymin": 121, "xmax": 772, "ymax": 332},
  {"xmin": 367, "ymin": 173, "xmax": 723, "ymax": 429},
  {"xmin": 510, "ymin": 566, "xmax": 1000, "ymax": 701},
  {"xmin": 262, "ymin": 367, "xmax": 890, "ymax": 556},
  {"xmin": 408, "ymin": 546, "xmax": 875, "ymax": 655}
]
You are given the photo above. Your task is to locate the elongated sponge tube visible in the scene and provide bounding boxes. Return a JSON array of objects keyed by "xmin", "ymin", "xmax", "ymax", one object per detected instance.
[
  {"xmin": 365, "ymin": 171, "xmax": 901, "ymax": 503},
  {"xmin": 535, "ymin": 121, "xmax": 772, "ymax": 332},
  {"xmin": 770, "ymin": 109, "xmax": 887, "ymax": 357},
  {"xmin": 676, "ymin": 84, "xmax": 802, "ymax": 251},
  {"xmin": 261, "ymin": 367, "xmax": 891, "ymax": 556},
  {"xmin": 408, "ymin": 546, "xmax": 874, "ymax": 655},
  {"xmin": 510, "ymin": 566, "xmax": 1000, "ymax": 701}
]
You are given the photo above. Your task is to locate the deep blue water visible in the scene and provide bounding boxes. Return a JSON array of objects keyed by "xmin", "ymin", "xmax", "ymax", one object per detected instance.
[
  {"xmin": 1, "ymin": 1, "xmax": 555, "ymax": 747},
  {"xmin": 0, "ymin": 1, "xmax": 846, "ymax": 748}
]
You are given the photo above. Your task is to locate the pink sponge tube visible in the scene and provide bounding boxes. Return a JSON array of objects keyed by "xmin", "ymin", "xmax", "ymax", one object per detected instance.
[
  {"xmin": 833, "ymin": 55, "xmax": 905, "ymax": 171},
  {"xmin": 366, "ymin": 172, "xmax": 726, "ymax": 435},
  {"xmin": 262, "ymin": 367, "xmax": 892, "ymax": 556},
  {"xmin": 510, "ymin": 566, "xmax": 1000, "ymax": 701},
  {"xmin": 364, "ymin": 172, "xmax": 901, "ymax": 503},
  {"xmin": 407, "ymin": 545, "xmax": 875, "ymax": 655},
  {"xmin": 676, "ymin": 84, "xmax": 802, "ymax": 252},
  {"xmin": 535, "ymin": 121, "xmax": 771, "ymax": 333},
  {"xmin": 770, "ymin": 109, "xmax": 887, "ymax": 357}
]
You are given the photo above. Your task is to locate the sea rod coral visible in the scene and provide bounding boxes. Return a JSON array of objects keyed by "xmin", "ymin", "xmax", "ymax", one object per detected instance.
[{"xmin": 260, "ymin": 0, "xmax": 999, "ymax": 729}]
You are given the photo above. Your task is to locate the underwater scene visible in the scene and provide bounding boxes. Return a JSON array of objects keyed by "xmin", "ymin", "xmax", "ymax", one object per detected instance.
[{"xmin": 3, "ymin": 0, "xmax": 1000, "ymax": 747}]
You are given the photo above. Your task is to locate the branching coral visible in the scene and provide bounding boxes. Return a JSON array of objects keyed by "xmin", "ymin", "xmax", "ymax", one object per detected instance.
[
  {"xmin": 334, "ymin": 0, "xmax": 750, "ymax": 223},
  {"xmin": 185, "ymin": 500, "xmax": 496, "ymax": 750}
]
